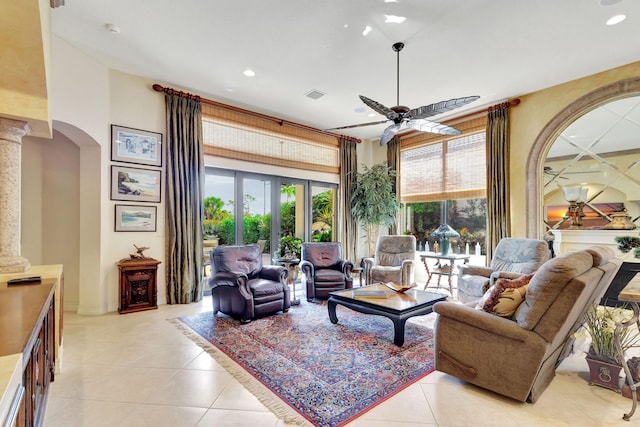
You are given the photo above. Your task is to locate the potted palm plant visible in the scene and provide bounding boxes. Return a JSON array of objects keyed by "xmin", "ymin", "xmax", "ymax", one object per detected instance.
[
  {"xmin": 351, "ymin": 162, "xmax": 400, "ymax": 256},
  {"xmin": 582, "ymin": 303, "xmax": 640, "ymax": 391}
]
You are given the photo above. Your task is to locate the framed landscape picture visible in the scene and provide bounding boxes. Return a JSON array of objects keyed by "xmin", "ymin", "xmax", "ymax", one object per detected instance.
[
  {"xmin": 111, "ymin": 124, "xmax": 162, "ymax": 167},
  {"xmin": 111, "ymin": 165, "xmax": 161, "ymax": 203},
  {"xmin": 114, "ymin": 204, "xmax": 157, "ymax": 232}
]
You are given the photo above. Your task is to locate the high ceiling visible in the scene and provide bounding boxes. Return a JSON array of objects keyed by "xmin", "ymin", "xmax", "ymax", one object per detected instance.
[{"xmin": 51, "ymin": 0, "xmax": 640, "ymax": 141}]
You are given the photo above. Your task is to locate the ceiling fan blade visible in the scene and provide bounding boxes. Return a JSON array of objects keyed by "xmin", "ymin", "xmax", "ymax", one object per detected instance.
[
  {"xmin": 326, "ymin": 119, "xmax": 389, "ymax": 131},
  {"xmin": 406, "ymin": 119, "xmax": 461, "ymax": 135},
  {"xmin": 407, "ymin": 96, "xmax": 480, "ymax": 120},
  {"xmin": 359, "ymin": 95, "xmax": 399, "ymax": 121},
  {"xmin": 380, "ymin": 123, "xmax": 402, "ymax": 146}
]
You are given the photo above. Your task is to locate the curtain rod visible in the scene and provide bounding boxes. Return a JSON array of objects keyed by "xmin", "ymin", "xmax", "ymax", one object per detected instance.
[
  {"xmin": 487, "ymin": 98, "xmax": 521, "ymax": 113},
  {"xmin": 152, "ymin": 84, "xmax": 361, "ymax": 144}
]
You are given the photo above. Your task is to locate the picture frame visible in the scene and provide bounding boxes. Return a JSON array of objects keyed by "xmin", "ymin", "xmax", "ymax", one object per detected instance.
[
  {"xmin": 114, "ymin": 204, "xmax": 157, "ymax": 232},
  {"xmin": 111, "ymin": 124, "xmax": 162, "ymax": 167},
  {"xmin": 111, "ymin": 165, "xmax": 161, "ymax": 203}
]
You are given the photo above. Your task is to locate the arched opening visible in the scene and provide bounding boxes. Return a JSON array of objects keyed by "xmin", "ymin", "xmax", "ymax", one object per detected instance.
[
  {"xmin": 22, "ymin": 121, "xmax": 103, "ymax": 313},
  {"xmin": 526, "ymin": 77, "xmax": 640, "ymax": 238}
]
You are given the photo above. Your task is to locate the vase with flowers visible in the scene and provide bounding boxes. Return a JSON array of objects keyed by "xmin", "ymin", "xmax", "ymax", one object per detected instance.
[{"xmin": 581, "ymin": 303, "xmax": 640, "ymax": 391}]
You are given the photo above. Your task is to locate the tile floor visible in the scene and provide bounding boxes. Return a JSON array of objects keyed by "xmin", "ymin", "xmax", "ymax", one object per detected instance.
[{"xmin": 44, "ymin": 282, "xmax": 640, "ymax": 427}]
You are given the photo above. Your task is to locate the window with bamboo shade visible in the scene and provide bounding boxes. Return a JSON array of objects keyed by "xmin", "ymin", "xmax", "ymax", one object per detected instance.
[
  {"xmin": 400, "ymin": 117, "xmax": 487, "ymax": 203},
  {"xmin": 201, "ymin": 104, "xmax": 340, "ymax": 175}
]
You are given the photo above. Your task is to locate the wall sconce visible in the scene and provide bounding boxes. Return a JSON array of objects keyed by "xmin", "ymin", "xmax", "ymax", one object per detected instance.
[{"xmin": 562, "ymin": 185, "xmax": 588, "ymax": 228}]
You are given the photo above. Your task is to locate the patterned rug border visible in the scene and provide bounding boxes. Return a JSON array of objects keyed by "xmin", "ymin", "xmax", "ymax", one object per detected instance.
[{"xmin": 168, "ymin": 317, "xmax": 311, "ymax": 426}]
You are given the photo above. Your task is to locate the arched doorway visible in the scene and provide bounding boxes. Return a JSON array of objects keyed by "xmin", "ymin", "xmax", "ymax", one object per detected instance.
[{"xmin": 526, "ymin": 77, "xmax": 640, "ymax": 238}]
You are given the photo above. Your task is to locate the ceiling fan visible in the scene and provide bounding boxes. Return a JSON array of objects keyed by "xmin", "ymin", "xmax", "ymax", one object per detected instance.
[{"xmin": 329, "ymin": 42, "xmax": 480, "ymax": 146}]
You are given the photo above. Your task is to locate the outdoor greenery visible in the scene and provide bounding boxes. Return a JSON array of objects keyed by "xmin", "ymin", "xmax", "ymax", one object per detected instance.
[
  {"xmin": 351, "ymin": 162, "xmax": 400, "ymax": 255},
  {"xmin": 276, "ymin": 235, "xmax": 303, "ymax": 259},
  {"xmin": 406, "ymin": 198, "xmax": 486, "ymax": 254},
  {"xmin": 203, "ymin": 186, "xmax": 333, "ymax": 255}
]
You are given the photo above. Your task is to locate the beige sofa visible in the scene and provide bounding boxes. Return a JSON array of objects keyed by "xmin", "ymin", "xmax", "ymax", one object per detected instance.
[{"xmin": 433, "ymin": 246, "xmax": 621, "ymax": 402}]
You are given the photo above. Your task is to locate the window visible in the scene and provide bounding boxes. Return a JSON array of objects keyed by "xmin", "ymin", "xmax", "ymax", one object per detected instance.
[
  {"xmin": 400, "ymin": 131, "xmax": 486, "ymax": 202},
  {"xmin": 201, "ymin": 104, "xmax": 339, "ymax": 174},
  {"xmin": 399, "ymin": 117, "xmax": 487, "ymax": 253}
]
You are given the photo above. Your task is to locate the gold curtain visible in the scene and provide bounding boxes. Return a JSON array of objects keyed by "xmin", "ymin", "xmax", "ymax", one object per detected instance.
[
  {"xmin": 339, "ymin": 138, "xmax": 358, "ymax": 263},
  {"xmin": 485, "ymin": 103, "xmax": 512, "ymax": 263},
  {"xmin": 164, "ymin": 92, "xmax": 205, "ymax": 303},
  {"xmin": 386, "ymin": 136, "xmax": 400, "ymax": 235}
]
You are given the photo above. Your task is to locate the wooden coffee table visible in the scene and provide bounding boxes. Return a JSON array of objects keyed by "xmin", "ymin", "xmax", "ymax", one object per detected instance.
[{"xmin": 327, "ymin": 284, "xmax": 447, "ymax": 346}]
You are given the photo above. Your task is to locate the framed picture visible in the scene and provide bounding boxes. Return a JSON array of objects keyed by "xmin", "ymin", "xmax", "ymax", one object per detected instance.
[
  {"xmin": 111, "ymin": 124, "xmax": 162, "ymax": 167},
  {"xmin": 111, "ymin": 165, "xmax": 161, "ymax": 203},
  {"xmin": 114, "ymin": 204, "xmax": 157, "ymax": 232}
]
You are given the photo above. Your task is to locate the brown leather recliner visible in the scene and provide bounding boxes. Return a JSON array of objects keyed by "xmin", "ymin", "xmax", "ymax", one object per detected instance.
[
  {"xmin": 300, "ymin": 242, "xmax": 353, "ymax": 301},
  {"xmin": 208, "ymin": 244, "xmax": 290, "ymax": 323}
]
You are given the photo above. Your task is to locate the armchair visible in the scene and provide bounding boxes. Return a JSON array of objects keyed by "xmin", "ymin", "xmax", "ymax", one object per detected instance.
[
  {"xmin": 457, "ymin": 238, "xmax": 550, "ymax": 303},
  {"xmin": 208, "ymin": 244, "xmax": 290, "ymax": 323},
  {"xmin": 364, "ymin": 235, "xmax": 416, "ymax": 286},
  {"xmin": 300, "ymin": 242, "xmax": 353, "ymax": 302},
  {"xmin": 434, "ymin": 246, "xmax": 621, "ymax": 402}
]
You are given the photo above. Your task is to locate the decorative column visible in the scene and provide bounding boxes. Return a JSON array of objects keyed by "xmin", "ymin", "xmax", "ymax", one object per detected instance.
[{"xmin": 0, "ymin": 117, "xmax": 31, "ymax": 272}]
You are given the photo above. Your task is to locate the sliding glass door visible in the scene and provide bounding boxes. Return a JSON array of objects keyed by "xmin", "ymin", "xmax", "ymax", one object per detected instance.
[{"xmin": 204, "ymin": 168, "xmax": 337, "ymax": 262}]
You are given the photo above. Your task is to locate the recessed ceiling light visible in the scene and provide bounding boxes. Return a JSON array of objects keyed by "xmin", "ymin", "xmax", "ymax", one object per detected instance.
[
  {"xmin": 243, "ymin": 69, "xmax": 256, "ymax": 77},
  {"xmin": 606, "ymin": 14, "xmax": 626, "ymax": 25},
  {"xmin": 385, "ymin": 15, "xmax": 406, "ymax": 24},
  {"xmin": 384, "ymin": 0, "xmax": 399, "ymax": 3}
]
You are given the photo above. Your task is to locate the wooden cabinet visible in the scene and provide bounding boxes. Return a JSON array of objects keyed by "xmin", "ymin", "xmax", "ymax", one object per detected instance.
[
  {"xmin": 117, "ymin": 258, "xmax": 161, "ymax": 314},
  {"xmin": 0, "ymin": 279, "xmax": 56, "ymax": 427}
]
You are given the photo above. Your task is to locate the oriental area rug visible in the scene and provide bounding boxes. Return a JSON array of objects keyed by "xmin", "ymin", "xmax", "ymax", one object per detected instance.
[{"xmin": 173, "ymin": 300, "xmax": 436, "ymax": 427}]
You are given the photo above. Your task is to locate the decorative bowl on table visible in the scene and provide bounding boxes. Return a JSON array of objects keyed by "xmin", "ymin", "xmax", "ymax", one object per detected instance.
[{"xmin": 384, "ymin": 282, "xmax": 417, "ymax": 293}]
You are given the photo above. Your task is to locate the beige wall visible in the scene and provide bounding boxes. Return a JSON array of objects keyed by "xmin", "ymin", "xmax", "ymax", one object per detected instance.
[
  {"xmin": 22, "ymin": 131, "xmax": 80, "ymax": 308},
  {"xmin": 0, "ymin": 0, "xmax": 51, "ymax": 137},
  {"xmin": 510, "ymin": 61, "xmax": 640, "ymax": 238}
]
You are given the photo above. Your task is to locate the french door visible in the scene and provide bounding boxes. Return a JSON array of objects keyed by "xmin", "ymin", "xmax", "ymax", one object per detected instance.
[{"xmin": 203, "ymin": 168, "xmax": 337, "ymax": 262}]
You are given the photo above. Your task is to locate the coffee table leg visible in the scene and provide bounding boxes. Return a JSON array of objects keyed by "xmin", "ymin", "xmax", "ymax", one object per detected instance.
[
  {"xmin": 328, "ymin": 298, "xmax": 339, "ymax": 324},
  {"xmin": 392, "ymin": 318, "xmax": 407, "ymax": 346}
]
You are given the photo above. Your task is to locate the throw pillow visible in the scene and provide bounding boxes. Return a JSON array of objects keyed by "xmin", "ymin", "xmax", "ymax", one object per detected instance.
[{"xmin": 476, "ymin": 273, "xmax": 535, "ymax": 318}]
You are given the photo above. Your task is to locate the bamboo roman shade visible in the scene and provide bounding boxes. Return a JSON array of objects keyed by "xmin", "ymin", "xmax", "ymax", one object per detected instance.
[
  {"xmin": 400, "ymin": 117, "xmax": 487, "ymax": 203},
  {"xmin": 201, "ymin": 103, "xmax": 340, "ymax": 174}
]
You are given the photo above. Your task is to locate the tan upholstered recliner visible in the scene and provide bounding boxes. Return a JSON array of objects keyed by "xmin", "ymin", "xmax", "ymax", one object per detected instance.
[
  {"xmin": 364, "ymin": 235, "xmax": 416, "ymax": 287},
  {"xmin": 456, "ymin": 238, "xmax": 551, "ymax": 303},
  {"xmin": 433, "ymin": 246, "xmax": 621, "ymax": 402}
]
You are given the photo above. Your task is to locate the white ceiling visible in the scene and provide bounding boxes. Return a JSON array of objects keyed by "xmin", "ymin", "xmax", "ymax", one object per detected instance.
[{"xmin": 51, "ymin": 0, "xmax": 640, "ymax": 141}]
